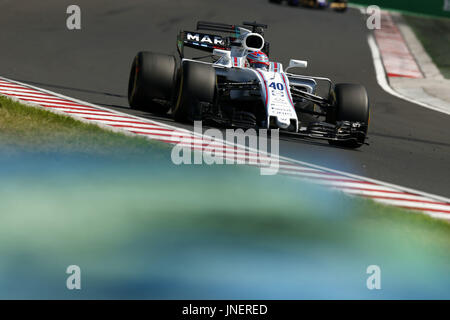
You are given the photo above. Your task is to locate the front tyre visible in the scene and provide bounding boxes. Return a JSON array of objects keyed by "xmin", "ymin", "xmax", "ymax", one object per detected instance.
[
  {"xmin": 172, "ymin": 61, "xmax": 216, "ymax": 123},
  {"xmin": 327, "ymin": 83, "xmax": 369, "ymax": 149},
  {"xmin": 128, "ymin": 51, "xmax": 177, "ymax": 114}
]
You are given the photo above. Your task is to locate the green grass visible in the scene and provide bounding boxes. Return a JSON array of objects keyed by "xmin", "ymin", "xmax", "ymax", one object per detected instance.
[
  {"xmin": 0, "ymin": 95, "xmax": 171, "ymax": 157},
  {"xmin": 403, "ymin": 14, "xmax": 450, "ymax": 79}
]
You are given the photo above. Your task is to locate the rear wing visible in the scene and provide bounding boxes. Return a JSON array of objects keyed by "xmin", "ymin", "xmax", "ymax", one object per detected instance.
[
  {"xmin": 196, "ymin": 21, "xmax": 267, "ymax": 35},
  {"xmin": 197, "ymin": 21, "xmax": 242, "ymax": 35},
  {"xmin": 177, "ymin": 21, "xmax": 270, "ymax": 58},
  {"xmin": 177, "ymin": 30, "xmax": 230, "ymax": 56}
]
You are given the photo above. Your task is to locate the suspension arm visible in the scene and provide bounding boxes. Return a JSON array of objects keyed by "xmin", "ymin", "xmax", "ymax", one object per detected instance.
[{"xmin": 290, "ymin": 86, "xmax": 332, "ymax": 108}]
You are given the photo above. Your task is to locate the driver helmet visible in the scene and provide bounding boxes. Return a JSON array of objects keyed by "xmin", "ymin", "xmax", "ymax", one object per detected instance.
[{"xmin": 247, "ymin": 50, "xmax": 269, "ymax": 70}]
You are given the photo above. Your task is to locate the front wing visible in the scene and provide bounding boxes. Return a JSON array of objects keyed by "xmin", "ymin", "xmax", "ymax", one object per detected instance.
[{"xmin": 289, "ymin": 121, "xmax": 368, "ymax": 144}]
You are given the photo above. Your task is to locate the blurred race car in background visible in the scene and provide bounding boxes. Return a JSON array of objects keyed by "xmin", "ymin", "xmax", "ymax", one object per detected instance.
[{"xmin": 269, "ymin": 0, "xmax": 348, "ymax": 12}]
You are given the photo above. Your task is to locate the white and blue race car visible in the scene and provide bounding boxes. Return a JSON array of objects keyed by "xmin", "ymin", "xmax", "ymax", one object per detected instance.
[{"xmin": 128, "ymin": 21, "xmax": 368, "ymax": 148}]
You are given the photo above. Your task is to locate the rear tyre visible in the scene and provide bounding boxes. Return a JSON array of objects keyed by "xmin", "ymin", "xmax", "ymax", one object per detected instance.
[
  {"xmin": 128, "ymin": 51, "xmax": 177, "ymax": 114},
  {"xmin": 327, "ymin": 83, "xmax": 369, "ymax": 149},
  {"xmin": 172, "ymin": 61, "xmax": 216, "ymax": 123}
]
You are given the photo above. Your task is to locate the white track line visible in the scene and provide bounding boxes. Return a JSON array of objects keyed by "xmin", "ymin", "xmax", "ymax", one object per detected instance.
[{"xmin": 342, "ymin": 189, "xmax": 442, "ymax": 202}]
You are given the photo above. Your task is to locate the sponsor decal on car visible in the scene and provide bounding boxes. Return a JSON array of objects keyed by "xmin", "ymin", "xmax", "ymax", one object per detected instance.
[{"xmin": 186, "ymin": 32, "xmax": 225, "ymax": 46}]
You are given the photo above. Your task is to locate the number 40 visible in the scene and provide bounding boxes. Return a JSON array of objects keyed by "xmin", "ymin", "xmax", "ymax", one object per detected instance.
[{"xmin": 269, "ymin": 82, "xmax": 284, "ymax": 90}]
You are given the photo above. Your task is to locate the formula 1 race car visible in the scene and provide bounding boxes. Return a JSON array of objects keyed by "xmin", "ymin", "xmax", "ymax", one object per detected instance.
[
  {"xmin": 128, "ymin": 21, "xmax": 368, "ymax": 148},
  {"xmin": 269, "ymin": 0, "xmax": 348, "ymax": 12}
]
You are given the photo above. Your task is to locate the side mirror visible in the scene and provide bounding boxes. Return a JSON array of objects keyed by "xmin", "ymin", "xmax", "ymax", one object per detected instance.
[{"xmin": 286, "ymin": 59, "xmax": 308, "ymax": 72}]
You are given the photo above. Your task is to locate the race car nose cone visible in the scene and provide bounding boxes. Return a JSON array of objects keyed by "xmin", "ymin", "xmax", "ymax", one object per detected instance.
[{"xmin": 276, "ymin": 117, "xmax": 290, "ymax": 129}]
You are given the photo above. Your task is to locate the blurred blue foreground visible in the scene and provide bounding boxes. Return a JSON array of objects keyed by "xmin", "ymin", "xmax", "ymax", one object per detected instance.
[{"xmin": 0, "ymin": 154, "xmax": 449, "ymax": 299}]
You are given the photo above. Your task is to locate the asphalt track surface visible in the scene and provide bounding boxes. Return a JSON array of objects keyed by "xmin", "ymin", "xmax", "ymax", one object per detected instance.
[{"xmin": 1, "ymin": 0, "xmax": 449, "ymax": 197}]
